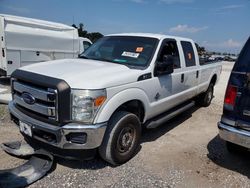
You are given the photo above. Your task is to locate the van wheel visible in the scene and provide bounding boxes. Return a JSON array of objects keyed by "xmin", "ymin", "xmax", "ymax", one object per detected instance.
[
  {"xmin": 196, "ymin": 83, "xmax": 214, "ymax": 107},
  {"xmin": 99, "ymin": 111, "xmax": 141, "ymax": 166}
]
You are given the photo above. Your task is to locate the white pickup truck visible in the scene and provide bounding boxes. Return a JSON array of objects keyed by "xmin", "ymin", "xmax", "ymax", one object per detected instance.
[{"xmin": 9, "ymin": 33, "xmax": 221, "ymax": 165}]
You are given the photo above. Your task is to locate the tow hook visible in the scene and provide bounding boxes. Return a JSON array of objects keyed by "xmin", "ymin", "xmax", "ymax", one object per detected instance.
[{"xmin": 0, "ymin": 141, "xmax": 55, "ymax": 188}]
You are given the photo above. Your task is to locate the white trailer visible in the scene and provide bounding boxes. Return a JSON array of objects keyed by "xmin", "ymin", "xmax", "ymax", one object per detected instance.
[{"xmin": 0, "ymin": 14, "xmax": 92, "ymax": 76}]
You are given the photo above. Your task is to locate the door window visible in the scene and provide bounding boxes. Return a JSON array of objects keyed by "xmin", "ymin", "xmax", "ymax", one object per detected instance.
[
  {"xmin": 157, "ymin": 40, "xmax": 180, "ymax": 69},
  {"xmin": 181, "ymin": 41, "xmax": 196, "ymax": 67}
]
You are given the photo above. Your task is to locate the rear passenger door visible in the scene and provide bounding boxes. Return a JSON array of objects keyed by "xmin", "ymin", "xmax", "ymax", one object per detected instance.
[{"xmin": 180, "ymin": 41, "xmax": 199, "ymax": 99}]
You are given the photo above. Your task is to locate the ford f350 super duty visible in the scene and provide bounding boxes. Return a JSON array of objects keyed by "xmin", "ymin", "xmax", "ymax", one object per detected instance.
[{"xmin": 8, "ymin": 33, "xmax": 222, "ymax": 165}]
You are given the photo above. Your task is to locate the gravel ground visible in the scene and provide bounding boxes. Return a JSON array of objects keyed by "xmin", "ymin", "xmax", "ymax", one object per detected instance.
[{"xmin": 0, "ymin": 61, "xmax": 249, "ymax": 187}]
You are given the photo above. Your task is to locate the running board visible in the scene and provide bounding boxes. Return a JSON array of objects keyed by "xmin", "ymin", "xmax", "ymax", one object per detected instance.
[{"xmin": 145, "ymin": 101, "xmax": 195, "ymax": 129}]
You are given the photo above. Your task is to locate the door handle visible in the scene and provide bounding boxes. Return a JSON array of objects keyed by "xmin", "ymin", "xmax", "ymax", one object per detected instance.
[
  {"xmin": 2, "ymin": 48, "xmax": 5, "ymax": 57},
  {"xmin": 196, "ymin": 70, "xmax": 199, "ymax": 78},
  {"xmin": 181, "ymin": 73, "xmax": 184, "ymax": 83}
]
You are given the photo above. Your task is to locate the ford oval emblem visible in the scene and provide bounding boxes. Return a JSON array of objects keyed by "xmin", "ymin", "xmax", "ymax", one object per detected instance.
[{"xmin": 21, "ymin": 92, "xmax": 36, "ymax": 105}]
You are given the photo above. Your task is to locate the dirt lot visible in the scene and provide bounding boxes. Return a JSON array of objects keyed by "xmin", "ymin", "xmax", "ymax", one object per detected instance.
[{"xmin": 0, "ymin": 62, "xmax": 249, "ymax": 187}]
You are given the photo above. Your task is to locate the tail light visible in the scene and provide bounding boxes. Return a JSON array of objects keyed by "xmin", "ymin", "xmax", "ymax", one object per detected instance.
[{"xmin": 224, "ymin": 85, "xmax": 238, "ymax": 109}]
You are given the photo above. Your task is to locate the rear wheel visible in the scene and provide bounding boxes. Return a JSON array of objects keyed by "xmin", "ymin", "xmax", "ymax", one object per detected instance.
[
  {"xmin": 196, "ymin": 83, "xmax": 214, "ymax": 107},
  {"xmin": 99, "ymin": 111, "xmax": 141, "ymax": 166}
]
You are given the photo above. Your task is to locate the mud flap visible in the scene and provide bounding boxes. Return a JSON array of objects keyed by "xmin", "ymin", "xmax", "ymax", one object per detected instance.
[{"xmin": 0, "ymin": 142, "xmax": 55, "ymax": 188}]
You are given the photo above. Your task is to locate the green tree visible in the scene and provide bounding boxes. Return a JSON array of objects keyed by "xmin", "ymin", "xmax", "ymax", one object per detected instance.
[
  {"xmin": 72, "ymin": 23, "xmax": 103, "ymax": 43},
  {"xmin": 86, "ymin": 32, "xmax": 104, "ymax": 43},
  {"xmin": 195, "ymin": 43, "xmax": 206, "ymax": 56}
]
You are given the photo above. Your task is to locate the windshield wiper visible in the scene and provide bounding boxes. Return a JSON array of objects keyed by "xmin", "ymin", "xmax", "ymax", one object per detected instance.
[
  {"xmin": 79, "ymin": 56, "xmax": 114, "ymax": 63},
  {"xmin": 92, "ymin": 58, "xmax": 114, "ymax": 63},
  {"xmin": 79, "ymin": 55, "xmax": 89, "ymax": 59},
  {"xmin": 93, "ymin": 58, "xmax": 134, "ymax": 68},
  {"xmin": 79, "ymin": 56, "xmax": 131, "ymax": 68}
]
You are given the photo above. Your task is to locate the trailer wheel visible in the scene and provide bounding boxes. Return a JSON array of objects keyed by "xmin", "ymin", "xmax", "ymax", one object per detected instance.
[
  {"xmin": 99, "ymin": 111, "xmax": 141, "ymax": 166},
  {"xmin": 196, "ymin": 83, "xmax": 214, "ymax": 107}
]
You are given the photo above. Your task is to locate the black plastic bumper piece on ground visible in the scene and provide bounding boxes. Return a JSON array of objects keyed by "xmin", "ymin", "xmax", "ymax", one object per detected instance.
[
  {"xmin": 0, "ymin": 142, "xmax": 54, "ymax": 188},
  {"xmin": 1, "ymin": 141, "xmax": 35, "ymax": 158}
]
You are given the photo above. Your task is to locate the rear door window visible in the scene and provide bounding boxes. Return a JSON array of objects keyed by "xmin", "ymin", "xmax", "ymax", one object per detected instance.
[
  {"xmin": 181, "ymin": 41, "xmax": 196, "ymax": 67},
  {"xmin": 232, "ymin": 37, "xmax": 250, "ymax": 72}
]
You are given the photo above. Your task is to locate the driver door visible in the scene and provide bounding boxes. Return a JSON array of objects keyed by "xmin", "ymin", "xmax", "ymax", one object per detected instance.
[{"xmin": 150, "ymin": 39, "xmax": 185, "ymax": 116}]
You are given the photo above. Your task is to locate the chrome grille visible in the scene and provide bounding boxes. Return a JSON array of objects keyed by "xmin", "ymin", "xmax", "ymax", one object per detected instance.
[{"xmin": 12, "ymin": 80, "xmax": 58, "ymax": 120}]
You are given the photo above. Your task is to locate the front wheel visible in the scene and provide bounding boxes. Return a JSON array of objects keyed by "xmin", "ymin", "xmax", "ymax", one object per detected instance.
[
  {"xmin": 98, "ymin": 111, "xmax": 141, "ymax": 166},
  {"xmin": 196, "ymin": 83, "xmax": 214, "ymax": 107}
]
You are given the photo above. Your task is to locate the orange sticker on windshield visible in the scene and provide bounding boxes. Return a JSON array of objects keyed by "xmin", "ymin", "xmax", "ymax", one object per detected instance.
[
  {"xmin": 136, "ymin": 47, "xmax": 144, "ymax": 52},
  {"xmin": 188, "ymin": 53, "xmax": 192, "ymax": 60}
]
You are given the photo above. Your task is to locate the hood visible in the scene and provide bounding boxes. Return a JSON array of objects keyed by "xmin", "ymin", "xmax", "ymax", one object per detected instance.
[{"xmin": 19, "ymin": 59, "xmax": 142, "ymax": 89}]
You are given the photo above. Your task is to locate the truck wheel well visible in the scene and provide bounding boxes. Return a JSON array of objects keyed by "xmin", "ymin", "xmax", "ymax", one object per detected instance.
[
  {"xmin": 210, "ymin": 75, "xmax": 217, "ymax": 85},
  {"xmin": 115, "ymin": 100, "xmax": 145, "ymax": 123}
]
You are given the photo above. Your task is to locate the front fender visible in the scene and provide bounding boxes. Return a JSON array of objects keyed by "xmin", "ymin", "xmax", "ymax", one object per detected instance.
[{"xmin": 94, "ymin": 88, "xmax": 150, "ymax": 124}]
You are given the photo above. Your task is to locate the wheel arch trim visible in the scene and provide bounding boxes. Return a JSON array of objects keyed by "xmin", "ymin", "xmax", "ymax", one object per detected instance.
[{"xmin": 94, "ymin": 88, "xmax": 150, "ymax": 124}]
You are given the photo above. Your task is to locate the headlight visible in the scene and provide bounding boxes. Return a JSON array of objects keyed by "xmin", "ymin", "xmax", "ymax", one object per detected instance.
[{"xmin": 71, "ymin": 89, "xmax": 106, "ymax": 123}]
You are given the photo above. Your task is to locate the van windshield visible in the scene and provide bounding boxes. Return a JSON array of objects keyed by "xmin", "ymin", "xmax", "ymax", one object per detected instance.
[
  {"xmin": 79, "ymin": 36, "xmax": 159, "ymax": 67},
  {"xmin": 233, "ymin": 37, "xmax": 250, "ymax": 72}
]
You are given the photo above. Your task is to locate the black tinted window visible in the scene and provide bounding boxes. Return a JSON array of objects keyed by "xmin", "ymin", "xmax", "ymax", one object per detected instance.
[
  {"xmin": 157, "ymin": 40, "xmax": 180, "ymax": 69},
  {"xmin": 233, "ymin": 37, "xmax": 250, "ymax": 72},
  {"xmin": 181, "ymin": 41, "xmax": 196, "ymax": 67}
]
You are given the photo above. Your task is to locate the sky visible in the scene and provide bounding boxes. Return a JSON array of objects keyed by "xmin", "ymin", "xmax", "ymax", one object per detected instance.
[{"xmin": 0, "ymin": 0, "xmax": 249, "ymax": 53}]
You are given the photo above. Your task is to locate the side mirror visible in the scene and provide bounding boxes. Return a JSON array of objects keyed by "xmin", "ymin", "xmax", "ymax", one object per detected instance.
[{"xmin": 155, "ymin": 55, "xmax": 174, "ymax": 76}]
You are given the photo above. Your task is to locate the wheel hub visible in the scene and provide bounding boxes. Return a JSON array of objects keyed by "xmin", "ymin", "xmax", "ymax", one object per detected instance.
[
  {"xmin": 121, "ymin": 132, "xmax": 133, "ymax": 147},
  {"xmin": 117, "ymin": 126, "xmax": 135, "ymax": 153}
]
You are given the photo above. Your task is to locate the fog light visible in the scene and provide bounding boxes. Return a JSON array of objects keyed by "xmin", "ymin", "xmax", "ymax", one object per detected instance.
[{"xmin": 66, "ymin": 133, "xmax": 87, "ymax": 144}]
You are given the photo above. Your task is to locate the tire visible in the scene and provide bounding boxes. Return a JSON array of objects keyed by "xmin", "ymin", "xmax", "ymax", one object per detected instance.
[
  {"xmin": 226, "ymin": 141, "xmax": 246, "ymax": 153},
  {"xmin": 98, "ymin": 111, "xmax": 141, "ymax": 166},
  {"xmin": 196, "ymin": 83, "xmax": 214, "ymax": 107}
]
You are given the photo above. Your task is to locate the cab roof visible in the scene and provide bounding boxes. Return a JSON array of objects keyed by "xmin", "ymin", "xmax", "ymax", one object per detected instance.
[{"xmin": 107, "ymin": 33, "xmax": 193, "ymax": 42}]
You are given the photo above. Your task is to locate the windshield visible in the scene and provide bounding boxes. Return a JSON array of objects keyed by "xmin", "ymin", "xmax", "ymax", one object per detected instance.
[{"xmin": 79, "ymin": 36, "xmax": 159, "ymax": 67}]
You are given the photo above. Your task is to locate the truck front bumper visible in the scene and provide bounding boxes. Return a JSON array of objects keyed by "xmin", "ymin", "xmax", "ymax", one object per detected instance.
[
  {"xmin": 218, "ymin": 122, "xmax": 250, "ymax": 149},
  {"xmin": 9, "ymin": 101, "xmax": 107, "ymax": 151}
]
